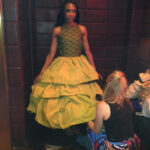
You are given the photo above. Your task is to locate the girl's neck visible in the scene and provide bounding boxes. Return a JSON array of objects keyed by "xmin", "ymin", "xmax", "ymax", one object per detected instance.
[{"xmin": 64, "ymin": 22, "xmax": 77, "ymax": 26}]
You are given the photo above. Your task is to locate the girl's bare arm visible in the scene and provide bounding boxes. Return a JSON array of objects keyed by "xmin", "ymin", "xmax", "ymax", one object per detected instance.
[
  {"xmin": 34, "ymin": 27, "xmax": 59, "ymax": 83},
  {"xmin": 80, "ymin": 25, "xmax": 102, "ymax": 79}
]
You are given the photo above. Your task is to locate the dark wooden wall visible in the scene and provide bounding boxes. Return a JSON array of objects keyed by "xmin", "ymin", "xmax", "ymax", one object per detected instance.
[
  {"xmin": 126, "ymin": 0, "xmax": 150, "ymax": 81},
  {"xmin": 3, "ymin": 0, "xmax": 31, "ymax": 146},
  {"xmin": 0, "ymin": 1, "xmax": 11, "ymax": 149},
  {"xmin": 2, "ymin": 0, "xmax": 150, "ymax": 147}
]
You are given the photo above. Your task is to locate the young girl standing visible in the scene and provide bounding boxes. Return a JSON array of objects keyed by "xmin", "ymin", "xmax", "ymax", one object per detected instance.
[{"xmin": 27, "ymin": 0, "xmax": 103, "ymax": 130}]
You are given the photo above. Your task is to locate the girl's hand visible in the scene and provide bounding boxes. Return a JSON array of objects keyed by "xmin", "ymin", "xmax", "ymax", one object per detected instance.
[
  {"xmin": 142, "ymin": 81, "xmax": 150, "ymax": 88},
  {"xmin": 98, "ymin": 73, "xmax": 103, "ymax": 80},
  {"xmin": 34, "ymin": 73, "xmax": 42, "ymax": 84}
]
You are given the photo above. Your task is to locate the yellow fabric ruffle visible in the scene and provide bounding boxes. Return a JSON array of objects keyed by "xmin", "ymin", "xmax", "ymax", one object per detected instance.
[
  {"xmin": 27, "ymin": 55, "xmax": 103, "ymax": 129},
  {"xmin": 39, "ymin": 55, "xmax": 99, "ymax": 84},
  {"xmin": 31, "ymin": 81, "xmax": 102, "ymax": 99},
  {"xmin": 29, "ymin": 95, "xmax": 98, "ymax": 129}
]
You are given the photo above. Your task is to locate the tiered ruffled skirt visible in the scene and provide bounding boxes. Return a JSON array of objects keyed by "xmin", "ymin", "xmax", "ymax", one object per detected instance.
[{"xmin": 27, "ymin": 55, "xmax": 103, "ymax": 129}]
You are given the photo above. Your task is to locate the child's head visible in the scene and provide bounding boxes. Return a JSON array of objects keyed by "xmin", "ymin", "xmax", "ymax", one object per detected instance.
[
  {"xmin": 55, "ymin": 0, "xmax": 80, "ymax": 26},
  {"xmin": 146, "ymin": 68, "xmax": 150, "ymax": 74},
  {"xmin": 103, "ymin": 70, "xmax": 128, "ymax": 104},
  {"xmin": 139, "ymin": 68, "xmax": 150, "ymax": 82}
]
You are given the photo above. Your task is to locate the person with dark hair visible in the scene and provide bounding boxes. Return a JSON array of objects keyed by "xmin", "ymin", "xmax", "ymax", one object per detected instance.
[
  {"xmin": 55, "ymin": 0, "xmax": 80, "ymax": 26},
  {"xmin": 27, "ymin": 0, "xmax": 103, "ymax": 131},
  {"xmin": 88, "ymin": 70, "xmax": 141, "ymax": 150}
]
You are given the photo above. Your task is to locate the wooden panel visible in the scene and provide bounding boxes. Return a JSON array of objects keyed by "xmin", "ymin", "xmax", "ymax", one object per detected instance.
[
  {"xmin": 73, "ymin": 0, "xmax": 86, "ymax": 9},
  {"xmin": 79, "ymin": 9, "xmax": 86, "ymax": 23},
  {"xmin": 87, "ymin": 0, "xmax": 108, "ymax": 9},
  {"xmin": 86, "ymin": 10, "xmax": 107, "ymax": 23},
  {"xmin": 108, "ymin": 10, "xmax": 126, "ymax": 23},
  {"xmin": 137, "ymin": 38, "xmax": 150, "ymax": 62},
  {"xmin": 130, "ymin": 23, "xmax": 143, "ymax": 36},
  {"xmin": 9, "ymin": 87, "xmax": 25, "ymax": 106},
  {"xmin": 92, "ymin": 47, "xmax": 123, "ymax": 58},
  {"xmin": 0, "ymin": 70, "xmax": 11, "ymax": 149},
  {"xmin": 88, "ymin": 35, "xmax": 107, "ymax": 47},
  {"xmin": 10, "ymin": 106, "xmax": 25, "ymax": 125},
  {"xmin": 19, "ymin": 21, "xmax": 30, "ymax": 42},
  {"xmin": 86, "ymin": 23, "xmax": 107, "ymax": 35},
  {"xmin": 144, "ymin": 24, "xmax": 150, "ymax": 37},
  {"xmin": 36, "ymin": 0, "xmax": 60, "ymax": 8},
  {"xmin": 95, "ymin": 58, "xmax": 122, "ymax": 69},
  {"xmin": 132, "ymin": 0, "xmax": 145, "ymax": 10},
  {"xmin": 6, "ymin": 46, "xmax": 22, "ymax": 67},
  {"xmin": 7, "ymin": 69, "xmax": 24, "ymax": 87},
  {"xmin": 3, "ymin": 0, "xmax": 17, "ymax": 21},
  {"xmin": 6, "ymin": 22, "xmax": 19, "ymax": 45},
  {"xmin": 36, "ymin": 8, "xmax": 58, "ymax": 21},
  {"xmin": 36, "ymin": 21, "xmax": 55, "ymax": 34},
  {"xmin": 36, "ymin": 34, "xmax": 52, "ymax": 46},
  {"xmin": 144, "ymin": 11, "xmax": 150, "ymax": 24},
  {"xmin": 36, "ymin": 47, "xmax": 49, "ymax": 61},
  {"xmin": 11, "ymin": 125, "xmax": 25, "ymax": 142},
  {"xmin": 131, "ymin": 11, "xmax": 144, "ymax": 23},
  {"xmin": 107, "ymin": 36, "xmax": 124, "ymax": 47},
  {"xmin": 128, "ymin": 37, "xmax": 141, "ymax": 48},
  {"xmin": 126, "ymin": 36, "xmax": 150, "ymax": 81},
  {"xmin": 109, "ymin": 0, "xmax": 127, "ymax": 10},
  {"xmin": 145, "ymin": 1, "xmax": 150, "ymax": 10},
  {"xmin": 0, "ymin": 1, "xmax": 11, "ymax": 149},
  {"xmin": 108, "ymin": 23, "xmax": 125, "ymax": 35},
  {"xmin": 126, "ymin": 47, "xmax": 138, "ymax": 60}
]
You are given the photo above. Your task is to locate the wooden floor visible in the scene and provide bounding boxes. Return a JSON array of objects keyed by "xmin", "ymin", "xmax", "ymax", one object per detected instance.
[
  {"xmin": 12, "ymin": 147, "xmax": 34, "ymax": 150},
  {"xmin": 12, "ymin": 145, "xmax": 85, "ymax": 150}
]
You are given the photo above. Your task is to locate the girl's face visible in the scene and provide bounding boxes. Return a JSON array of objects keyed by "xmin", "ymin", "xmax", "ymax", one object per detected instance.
[{"xmin": 64, "ymin": 3, "xmax": 77, "ymax": 24}]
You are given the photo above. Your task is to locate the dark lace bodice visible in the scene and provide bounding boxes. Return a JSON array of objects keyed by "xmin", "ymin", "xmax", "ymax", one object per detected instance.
[{"xmin": 57, "ymin": 24, "xmax": 83, "ymax": 57}]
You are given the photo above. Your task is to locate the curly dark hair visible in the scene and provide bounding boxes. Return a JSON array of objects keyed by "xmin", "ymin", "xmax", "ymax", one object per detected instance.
[{"xmin": 55, "ymin": 0, "xmax": 80, "ymax": 26}]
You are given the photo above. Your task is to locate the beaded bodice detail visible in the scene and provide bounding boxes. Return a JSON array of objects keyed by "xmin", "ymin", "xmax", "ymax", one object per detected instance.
[{"xmin": 57, "ymin": 24, "xmax": 83, "ymax": 57}]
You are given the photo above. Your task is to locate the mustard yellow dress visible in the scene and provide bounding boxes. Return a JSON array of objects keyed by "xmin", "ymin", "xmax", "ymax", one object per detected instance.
[{"xmin": 27, "ymin": 24, "xmax": 103, "ymax": 129}]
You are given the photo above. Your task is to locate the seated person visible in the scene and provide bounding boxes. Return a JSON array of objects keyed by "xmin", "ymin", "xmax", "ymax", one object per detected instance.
[
  {"xmin": 88, "ymin": 70, "xmax": 140, "ymax": 150},
  {"xmin": 125, "ymin": 69, "xmax": 150, "ymax": 149},
  {"xmin": 138, "ymin": 81, "xmax": 150, "ymax": 118},
  {"xmin": 132, "ymin": 80, "xmax": 150, "ymax": 149},
  {"xmin": 126, "ymin": 69, "xmax": 150, "ymax": 114}
]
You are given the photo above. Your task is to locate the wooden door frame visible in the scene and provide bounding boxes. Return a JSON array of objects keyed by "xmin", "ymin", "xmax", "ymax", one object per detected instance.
[{"xmin": 0, "ymin": 0, "xmax": 11, "ymax": 149}]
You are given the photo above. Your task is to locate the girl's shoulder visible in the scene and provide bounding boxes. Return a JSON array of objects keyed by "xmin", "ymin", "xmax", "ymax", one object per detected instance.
[
  {"xmin": 78, "ymin": 24, "xmax": 87, "ymax": 32},
  {"xmin": 97, "ymin": 101, "xmax": 109, "ymax": 109},
  {"xmin": 97, "ymin": 101, "xmax": 111, "ymax": 120},
  {"xmin": 53, "ymin": 26, "xmax": 61, "ymax": 36},
  {"xmin": 78, "ymin": 24, "xmax": 88, "ymax": 36}
]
